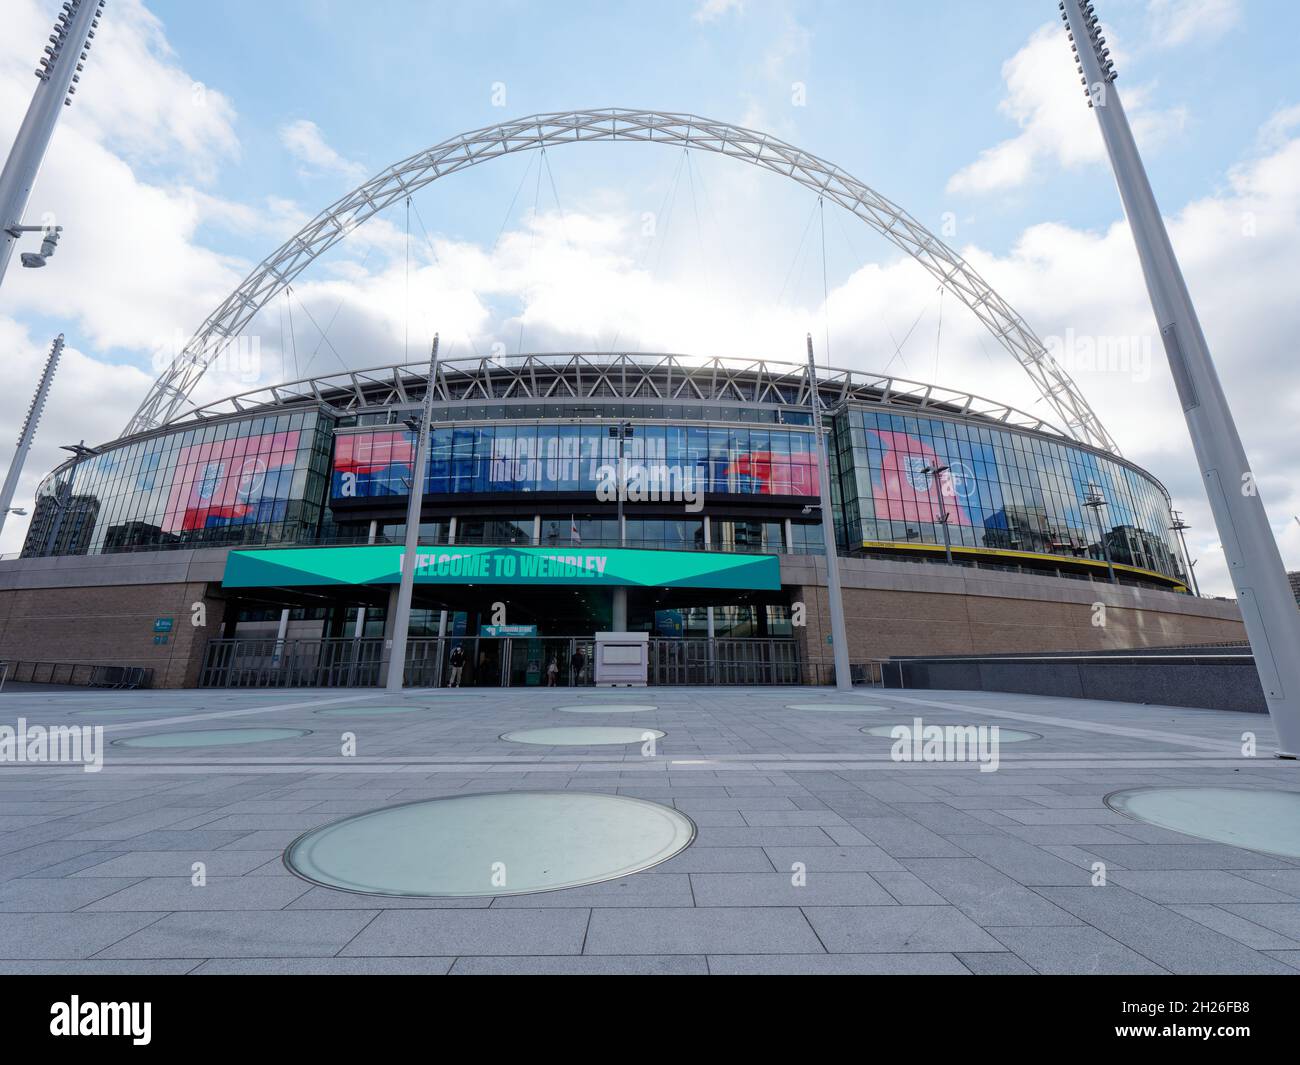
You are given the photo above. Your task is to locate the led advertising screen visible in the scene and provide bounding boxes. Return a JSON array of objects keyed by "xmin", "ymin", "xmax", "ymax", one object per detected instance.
[
  {"xmin": 163, "ymin": 430, "xmax": 301, "ymax": 532},
  {"xmin": 331, "ymin": 425, "xmax": 817, "ymax": 499},
  {"xmin": 865, "ymin": 428, "xmax": 974, "ymax": 526}
]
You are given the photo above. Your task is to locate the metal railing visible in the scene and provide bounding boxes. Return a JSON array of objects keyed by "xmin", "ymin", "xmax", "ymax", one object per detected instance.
[
  {"xmin": 648, "ymin": 638, "xmax": 802, "ymax": 685},
  {"xmin": 0, "ymin": 660, "xmax": 153, "ymax": 689},
  {"xmin": 199, "ymin": 635, "xmax": 807, "ymax": 688},
  {"xmin": 799, "ymin": 657, "xmax": 896, "ymax": 688}
]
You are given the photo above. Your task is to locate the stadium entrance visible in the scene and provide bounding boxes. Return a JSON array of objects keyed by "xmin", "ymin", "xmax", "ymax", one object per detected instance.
[{"xmin": 198, "ymin": 542, "xmax": 799, "ymax": 687}]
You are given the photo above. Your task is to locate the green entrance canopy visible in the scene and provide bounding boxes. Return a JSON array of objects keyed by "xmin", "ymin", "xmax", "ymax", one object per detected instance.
[{"xmin": 222, "ymin": 544, "xmax": 781, "ymax": 591}]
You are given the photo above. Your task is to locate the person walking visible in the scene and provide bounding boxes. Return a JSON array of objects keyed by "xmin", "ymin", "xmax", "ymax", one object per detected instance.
[
  {"xmin": 447, "ymin": 644, "xmax": 465, "ymax": 687},
  {"xmin": 546, "ymin": 657, "xmax": 559, "ymax": 687},
  {"xmin": 570, "ymin": 648, "xmax": 586, "ymax": 686}
]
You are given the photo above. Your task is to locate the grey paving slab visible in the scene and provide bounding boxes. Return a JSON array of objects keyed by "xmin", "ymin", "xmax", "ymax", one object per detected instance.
[
  {"xmin": 845, "ymin": 818, "xmax": 969, "ymax": 858},
  {"xmin": 490, "ymin": 874, "xmax": 695, "ymax": 908},
  {"xmin": 81, "ymin": 876, "xmax": 313, "ymax": 911},
  {"xmin": 450, "ymin": 955, "xmax": 709, "ymax": 975},
  {"xmin": 706, "ymin": 952, "xmax": 969, "ymax": 974},
  {"xmin": 341, "ymin": 909, "xmax": 591, "ymax": 956},
  {"xmin": 652, "ymin": 846, "xmax": 775, "ymax": 873},
  {"xmin": 901, "ymin": 858, "xmax": 1083, "ymax": 926},
  {"xmin": 690, "ymin": 872, "xmax": 894, "ymax": 907},
  {"xmin": 192, "ymin": 958, "xmax": 457, "ymax": 974},
  {"xmin": 986, "ymin": 926, "xmax": 1167, "ymax": 974},
  {"xmin": 584, "ymin": 907, "xmax": 823, "ymax": 955},
  {"xmin": 0, "ymin": 877, "xmax": 145, "ymax": 912},
  {"xmin": 1219, "ymin": 905, "xmax": 1300, "ymax": 940},
  {"xmin": 0, "ymin": 960, "xmax": 201, "ymax": 974},
  {"xmin": 0, "ymin": 913, "xmax": 168, "ymax": 960},
  {"xmin": 956, "ymin": 951, "xmax": 1038, "ymax": 974},
  {"xmin": 1035, "ymin": 887, "xmax": 1297, "ymax": 974},
  {"xmin": 1169, "ymin": 905, "xmax": 1300, "ymax": 949},
  {"xmin": 1078, "ymin": 844, "xmax": 1295, "ymax": 870},
  {"xmin": 96, "ymin": 911, "xmax": 378, "ymax": 959},
  {"xmin": 762, "ymin": 846, "xmax": 903, "ymax": 873},
  {"xmin": 803, "ymin": 906, "xmax": 1005, "ymax": 953},
  {"xmin": 953, "ymin": 835, "xmax": 1094, "ymax": 887},
  {"xmin": 872, "ymin": 871, "xmax": 949, "ymax": 905},
  {"xmin": 1107, "ymin": 870, "xmax": 1295, "ymax": 904},
  {"xmin": 72, "ymin": 850, "xmax": 283, "ymax": 878}
]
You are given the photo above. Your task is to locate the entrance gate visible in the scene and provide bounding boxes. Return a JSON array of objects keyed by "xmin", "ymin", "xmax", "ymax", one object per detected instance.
[{"xmin": 198, "ymin": 636, "xmax": 801, "ymax": 688}]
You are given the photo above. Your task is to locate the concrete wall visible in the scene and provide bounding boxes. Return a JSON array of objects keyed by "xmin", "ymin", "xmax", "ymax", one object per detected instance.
[{"xmin": 889, "ymin": 650, "xmax": 1264, "ymax": 714}]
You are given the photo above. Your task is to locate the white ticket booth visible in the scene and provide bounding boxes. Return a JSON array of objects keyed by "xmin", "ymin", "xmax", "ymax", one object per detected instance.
[{"xmin": 594, "ymin": 631, "xmax": 649, "ymax": 687}]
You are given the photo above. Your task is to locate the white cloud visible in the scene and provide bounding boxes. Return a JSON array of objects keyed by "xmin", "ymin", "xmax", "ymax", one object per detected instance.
[
  {"xmin": 692, "ymin": 0, "xmax": 744, "ymax": 24},
  {"xmin": 947, "ymin": 24, "xmax": 1186, "ymax": 196},
  {"xmin": 1146, "ymin": 0, "xmax": 1242, "ymax": 48},
  {"xmin": 279, "ymin": 119, "xmax": 368, "ymax": 183}
]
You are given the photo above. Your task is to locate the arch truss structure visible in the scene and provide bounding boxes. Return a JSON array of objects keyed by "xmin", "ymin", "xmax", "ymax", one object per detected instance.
[{"xmin": 125, "ymin": 108, "xmax": 1119, "ymax": 454}]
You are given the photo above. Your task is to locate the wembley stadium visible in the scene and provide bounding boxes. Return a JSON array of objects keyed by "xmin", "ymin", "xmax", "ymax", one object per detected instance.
[{"xmin": 0, "ymin": 110, "xmax": 1247, "ymax": 689}]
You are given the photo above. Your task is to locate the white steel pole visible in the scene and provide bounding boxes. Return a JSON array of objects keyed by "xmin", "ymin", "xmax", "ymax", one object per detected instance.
[
  {"xmin": 385, "ymin": 335, "xmax": 439, "ymax": 691},
  {"xmin": 1062, "ymin": 0, "xmax": 1300, "ymax": 756},
  {"xmin": 0, "ymin": 333, "xmax": 63, "ymax": 540},
  {"xmin": 0, "ymin": 1, "xmax": 104, "ymax": 292},
  {"xmin": 806, "ymin": 335, "xmax": 852, "ymax": 691}
]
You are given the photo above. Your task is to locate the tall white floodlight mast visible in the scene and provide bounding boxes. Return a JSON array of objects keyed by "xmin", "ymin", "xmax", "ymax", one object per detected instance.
[
  {"xmin": 1061, "ymin": 0, "xmax": 1300, "ymax": 757},
  {"xmin": 0, "ymin": 334, "xmax": 64, "ymax": 541},
  {"xmin": 0, "ymin": 0, "xmax": 106, "ymax": 292},
  {"xmin": 385, "ymin": 335, "xmax": 440, "ymax": 691}
]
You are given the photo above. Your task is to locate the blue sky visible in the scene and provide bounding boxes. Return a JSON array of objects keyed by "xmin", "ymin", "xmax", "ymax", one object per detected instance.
[
  {"xmin": 138, "ymin": 0, "xmax": 1296, "ymax": 256},
  {"xmin": 2, "ymin": 0, "xmax": 1299, "ymax": 597}
]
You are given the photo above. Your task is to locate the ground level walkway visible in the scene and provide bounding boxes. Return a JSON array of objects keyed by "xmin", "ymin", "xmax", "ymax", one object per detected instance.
[{"xmin": 0, "ymin": 684, "xmax": 1296, "ymax": 974}]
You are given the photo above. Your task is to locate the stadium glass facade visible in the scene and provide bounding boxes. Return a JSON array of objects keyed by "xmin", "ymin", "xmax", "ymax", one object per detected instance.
[{"xmin": 19, "ymin": 361, "xmax": 1188, "ymax": 590}]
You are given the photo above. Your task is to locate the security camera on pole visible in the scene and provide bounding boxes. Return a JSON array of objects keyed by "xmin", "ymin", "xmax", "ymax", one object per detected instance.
[
  {"xmin": 0, "ymin": 1, "xmax": 106, "ymax": 293},
  {"xmin": 1062, "ymin": 0, "xmax": 1300, "ymax": 756}
]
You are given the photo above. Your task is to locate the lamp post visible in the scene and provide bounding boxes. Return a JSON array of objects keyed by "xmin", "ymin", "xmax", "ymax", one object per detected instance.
[
  {"xmin": 1062, "ymin": 0, "xmax": 1300, "ymax": 756},
  {"xmin": 806, "ymin": 335, "xmax": 852, "ymax": 691},
  {"xmin": 0, "ymin": 1, "xmax": 104, "ymax": 293},
  {"xmin": 608, "ymin": 421, "xmax": 633, "ymax": 632},
  {"xmin": 384, "ymin": 335, "xmax": 439, "ymax": 691},
  {"xmin": 920, "ymin": 463, "xmax": 953, "ymax": 564}
]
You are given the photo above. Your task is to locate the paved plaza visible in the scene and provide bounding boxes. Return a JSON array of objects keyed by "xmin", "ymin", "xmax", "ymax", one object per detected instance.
[{"xmin": 0, "ymin": 683, "xmax": 1298, "ymax": 975}]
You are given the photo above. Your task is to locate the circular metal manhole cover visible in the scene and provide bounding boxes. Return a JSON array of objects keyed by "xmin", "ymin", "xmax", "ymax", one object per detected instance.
[
  {"xmin": 1105, "ymin": 786, "xmax": 1300, "ymax": 859},
  {"xmin": 283, "ymin": 792, "xmax": 696, "ymax": 897},
  {"xmin": 111, "ymin": 727, "xmax": 311, "ymax": 749},
  {"xmin": 555, "ymin": 703, "xmax": 657, "ymax": 714},
  {"xmin": 786, "ymin": 702, "xmax": 890, "ymax": 712},
  {"xmin": 501, "ymin": 726, "xmax": 665, "ymax": 745}
]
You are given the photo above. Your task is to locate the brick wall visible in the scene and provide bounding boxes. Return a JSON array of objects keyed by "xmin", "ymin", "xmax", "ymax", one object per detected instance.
[{"xmin": 0, "ymin": 583, "xmax": 230, "ymax": 688}]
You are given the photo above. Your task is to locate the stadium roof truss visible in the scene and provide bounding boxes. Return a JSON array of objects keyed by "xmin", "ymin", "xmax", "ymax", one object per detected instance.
[
  {"xmin": 176, "ymin": 351, "xmax": 1072, "ymax": 442},
  {"xmin": 125, "ymin": 109, "xmax": 1119, "ymax": 454}
]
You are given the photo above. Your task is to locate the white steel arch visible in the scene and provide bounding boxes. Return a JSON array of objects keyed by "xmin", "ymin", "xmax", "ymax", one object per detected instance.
[{"xmin": 125, "ymin": 108, "xmax": 1119, "ymax": 453}]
